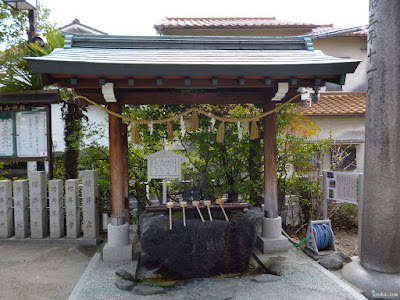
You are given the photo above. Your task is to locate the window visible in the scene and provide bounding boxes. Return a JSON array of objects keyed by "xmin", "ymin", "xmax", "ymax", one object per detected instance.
[
  {"xmin": 309, "ymin": 151, "xmax": 320, "ymax": 168},
  {"xmin": 331, "ymin": 146, "xmax": 357, "ymax": 171}
]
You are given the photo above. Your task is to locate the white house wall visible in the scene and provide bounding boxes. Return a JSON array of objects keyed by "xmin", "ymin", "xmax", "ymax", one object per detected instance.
[
  {"xmin": 313, "ymin": 37, "xmax": 367, "ymax": 92},
  {"xmin": 51, "ymin": 103, "xmax": 109, "ymax": 153},
  {"xmin": 311, "ymin": 115, "xmax": 365, "ymax": 173}
]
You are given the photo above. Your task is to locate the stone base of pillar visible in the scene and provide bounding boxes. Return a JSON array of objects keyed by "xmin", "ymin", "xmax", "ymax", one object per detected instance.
[
  {"xmin": 256, "ymin": 216, "xmax": 289, "ymax": 253},
  {"xmin": 102, "ymin": 223, "xmax": 132, "ymax": 262},
  {"xmin": 342, "ymin": 258, "xmax": 400, "ymax": 292}
]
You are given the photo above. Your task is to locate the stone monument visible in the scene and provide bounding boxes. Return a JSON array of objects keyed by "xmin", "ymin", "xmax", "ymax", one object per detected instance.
[{"xmin": 342, "ymin": 0, "xmax": 400, "ymax": 291}]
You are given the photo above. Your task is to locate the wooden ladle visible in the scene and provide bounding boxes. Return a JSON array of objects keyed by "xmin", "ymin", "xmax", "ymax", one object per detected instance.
[{"xmin": 192, "ymin": 200, "xmax": 205, "ymax": 222}]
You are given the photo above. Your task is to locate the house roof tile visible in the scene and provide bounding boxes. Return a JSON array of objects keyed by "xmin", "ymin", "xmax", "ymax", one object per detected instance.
[
  {"xmin": 59, "ymin": 18, "xmax": 108, "ymax": 35},
  {"xmin": 297, "ymin": 92, "xmax": 366, "ymax": 115},
  {"xmin": 154, "ymin": 17, "xmax": 367, "ymax": 36},
  {"xmin": 155, "ymin": 17, "xmax": 319, "ymax": 31}
]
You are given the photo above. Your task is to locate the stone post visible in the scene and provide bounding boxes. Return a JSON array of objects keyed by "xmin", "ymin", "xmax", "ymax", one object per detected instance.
[
  {"xmin": 342, "ymin": 0, "xmax": 400, "ymax": 291},
  {"xmin": 81, "ymin": 170, "xmax": 100, "ymax": 240},
  {"xmin": 0, "ymin": 180, "xmax": 14, "ymax": 238},
  {"xmin": 65, "ymin": 179, "xmax": 80, "ymax": 238},
  {"xmin": 13, "ymin": 180, "xmax": 29, "ymax": 238},
  {"xmin": 29, "ymin": 171, "xmax": 48, "ymax": 238},
  {"xmin": 49, "ymin": 179, "xmax": 64, "ymax": 238}
]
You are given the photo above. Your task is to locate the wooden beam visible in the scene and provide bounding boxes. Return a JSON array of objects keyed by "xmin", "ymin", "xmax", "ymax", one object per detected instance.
[
  {"xmin": 109, "ymin": 103, "xmax": 126, "ymax": 224},
  {"xmin": 76, "ymin": 89, "xmax": 285, "ymax": 105},
  {"xmin": 55, "ymin": 76, "xmax": 328, "ymax": 90}
]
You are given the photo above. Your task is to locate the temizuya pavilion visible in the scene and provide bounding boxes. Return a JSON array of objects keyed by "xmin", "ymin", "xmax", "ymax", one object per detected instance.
[{"xmin": 27, "ymin": 34, "xmax": 359, "ymax": 261}]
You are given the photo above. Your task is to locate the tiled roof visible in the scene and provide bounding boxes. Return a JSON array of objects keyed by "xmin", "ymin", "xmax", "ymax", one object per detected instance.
[
  {"xmin": 59, "ymin": 18, "xmax": 108, "ymax": 35},
  {"xmin": 154, "ymin": 17, "xmax": 319, "ymax": 31},
  {"xmin": 154, "ymin": 17, "xmax": 367, "ymax": 36},
  {"xmin": 297, "ymin": 92, "xmax": 366, "ymax": 115},
  {"xmin": 26, "ymin": 35, "xmax": 360, "ymax": 78}
]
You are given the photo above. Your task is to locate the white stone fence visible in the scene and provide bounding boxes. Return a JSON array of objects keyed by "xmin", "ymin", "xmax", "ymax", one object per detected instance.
[{"xmin": 0, "ymin": 170, "xmax": 102, "ymax": 245}]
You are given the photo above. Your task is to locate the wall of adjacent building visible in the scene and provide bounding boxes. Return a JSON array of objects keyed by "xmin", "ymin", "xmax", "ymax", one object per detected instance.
[
  {"xmin": 159, "ymin": 27, "xmax": 367, "ymax": 93},
  {"xmin": 51, "ymin": 103, "xmax": 109, "ymax": 153},
  {"xmin": 313, "ymin": 37, "xmax": 367, "ymax": 92},
  {"xmin": 310, "ymin": 115, "xmax": 365, "ymax": 173}
]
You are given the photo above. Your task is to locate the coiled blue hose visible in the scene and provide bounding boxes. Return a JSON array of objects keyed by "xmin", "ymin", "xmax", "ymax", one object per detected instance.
[{"xmin": 313, "ymin": 224, "xmax": 333, "ymax": 250}]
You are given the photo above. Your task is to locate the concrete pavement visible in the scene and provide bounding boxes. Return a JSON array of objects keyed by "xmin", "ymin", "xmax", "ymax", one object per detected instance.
[
  {"xmin": 70, "ymin": 241, "xmax": 366, "ymax": 300},
  {"xmin": 0, "ymin": 242, "xmax": 99, "ymax": 300},
  {"xmin": 0, "ymin": 236, "xmax": 367, "ymax": 300}
]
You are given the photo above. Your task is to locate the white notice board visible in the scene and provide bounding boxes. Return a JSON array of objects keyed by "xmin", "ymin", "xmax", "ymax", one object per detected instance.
[
  {"xmin": 144, "ymin": 150, "xmax": 185, "ymax": 181},
  {"xmin": 149, "ymin": 157, "xmax": 180, "ymax": 178},
  {"xmin": 0, "ymin": 118, "xmax": 14, "ymax": 156},
  {"xmin": 324, "ymin": 170, "xmax": 362, "ymax": 205},
  {"xmin": 16, "ymin": 111, "xmax": 47, "ymax": 157}
]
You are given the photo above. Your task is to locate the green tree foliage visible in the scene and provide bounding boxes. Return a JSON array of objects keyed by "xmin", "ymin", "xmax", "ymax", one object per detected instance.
[
  {"xmin": 0, "ymin": 2, "xmax": 60, "ymax": 91},
  {"xmin": 0, "ymin": 5, "xmax": 86, "ymax": 180},
  {"xmin": 0, "ymin": 29, "xmax": 63, "ymax": 91},
  {"xmin": 0, "ymin": 2, "xmax": 56, "ymax": 47},
  {"xmin": 75, "ymin": 100, "xmax": 330, "ymax": 224},
  {"xmin": 276, "ymin": 104, "xmax": 331, "ymax": 226},
  {"xmin": 62, "ymin": 92, "xmax": 88, "ymax": 179},
  {"xmin": 124, "ymin": 103, "xmax": 261, "ymax": 204}
]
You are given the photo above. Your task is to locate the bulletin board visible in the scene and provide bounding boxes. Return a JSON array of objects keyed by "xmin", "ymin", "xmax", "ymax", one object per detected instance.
[
  {"xmin": 0, "ymin": 107, "xmax": 48, "ymax": 159},
  {"xmin": 16, "ymin": 111, "xmax": 47, "ymax": 157},
  {"xmin": 323, "ymin": 170, "xmax": 362, "ymax": 205}
]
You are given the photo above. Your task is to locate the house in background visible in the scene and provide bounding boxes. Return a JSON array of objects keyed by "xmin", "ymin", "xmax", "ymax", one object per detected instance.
[
  {"xmin": 297, "ymin": 92, "xmax": 366, "ymax": 173},
  {"xmin": 154, "ymin": 17, "xmax": 368, "ymax": 172},
  {"xmin": 59, "ymin": 18, "xmax": 108, "ymax": 35},
  {"xmin": 154, "ymin": 17, "xmax": 367, "ymax": 92}
]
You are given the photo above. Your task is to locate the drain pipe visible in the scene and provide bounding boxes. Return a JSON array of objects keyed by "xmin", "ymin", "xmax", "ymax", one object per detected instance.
[{"xmin": 300, "ymin": 25, "xmax": 368, "ymax": 39}]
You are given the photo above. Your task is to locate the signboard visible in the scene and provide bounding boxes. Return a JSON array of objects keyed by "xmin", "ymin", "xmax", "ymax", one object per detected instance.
[
  {"xmin": 0, "ymin": 108, "xmax": 48, "ymax": 159},
  {"xmin": 0, "ymin": 104, "xmax": 30, "ymax": 112},
  {"xmin": 324, "ymin": 170, "xmax": 361, "ymax": 205},
  {"xmin": 144, "ymin": 150, "xmax": 185, "ymax": 182},
  {"xmin": 0, "ymin": 117, "xmax": 14, "ymax": 157},
  {"xmin": 16, "ymin": 111, "xmax": 47, "ymax": 157},
  {"xmin": 322, "ymin": 170, "xmax": 362, "ymax": 220},
  {"xmin": 144, "ymin": 150, "xmax": 186, "ymax": 204}
]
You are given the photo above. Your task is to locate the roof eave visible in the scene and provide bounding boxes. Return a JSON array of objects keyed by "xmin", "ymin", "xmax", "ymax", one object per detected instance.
[{"xmin": 26, "ymin": 59, "xmax": 360, "ymax": 78}]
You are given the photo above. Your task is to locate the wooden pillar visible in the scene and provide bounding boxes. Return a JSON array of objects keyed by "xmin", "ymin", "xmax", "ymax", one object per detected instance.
[
  {"xmin": 263, "ymin": 101, "xmax": 278, "ymax": 218},
  {"xmin": 122, "ymin": 123, "xmax": 130, "ymax": 221},
  {"xmin": 109, "ymin": 103, "xmax": 126, "ymax": 225}
]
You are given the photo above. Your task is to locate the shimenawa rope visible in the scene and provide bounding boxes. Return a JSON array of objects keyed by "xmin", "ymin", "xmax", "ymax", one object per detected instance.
[{"xmin": 73, "ymin": 92, "xmax": 303, "ymax": 143}]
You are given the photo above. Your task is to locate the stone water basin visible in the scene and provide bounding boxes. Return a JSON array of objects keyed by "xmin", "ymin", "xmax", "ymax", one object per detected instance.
[{"xmin": 139, "ymin": 208, "xmax": 261, "ymax": 278}]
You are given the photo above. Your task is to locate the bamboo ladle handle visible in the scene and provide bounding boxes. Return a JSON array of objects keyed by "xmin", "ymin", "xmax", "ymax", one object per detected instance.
[
  {"xmin": 204, "ymin": 200, "xmax": 213, "ymax": 221},
  {"xmin": 216, "ymin": 199, "xmax": 229, "ymax": 221},
  {"xmin": 192, "ymin": 201, "xmax": 205, "ymax": 222},
  {"xmin": 180, "ymin": 201, "xmax": 187, "ymax": 226},
  {"xmin": 166, "ymin": 201, "xmax": 174, "ymax": 230}
]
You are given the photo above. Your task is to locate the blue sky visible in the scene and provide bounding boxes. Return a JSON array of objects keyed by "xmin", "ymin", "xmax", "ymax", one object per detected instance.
[{"xmin": 37, "ymin": 0, "xmax": 369, "ymax": 36}]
